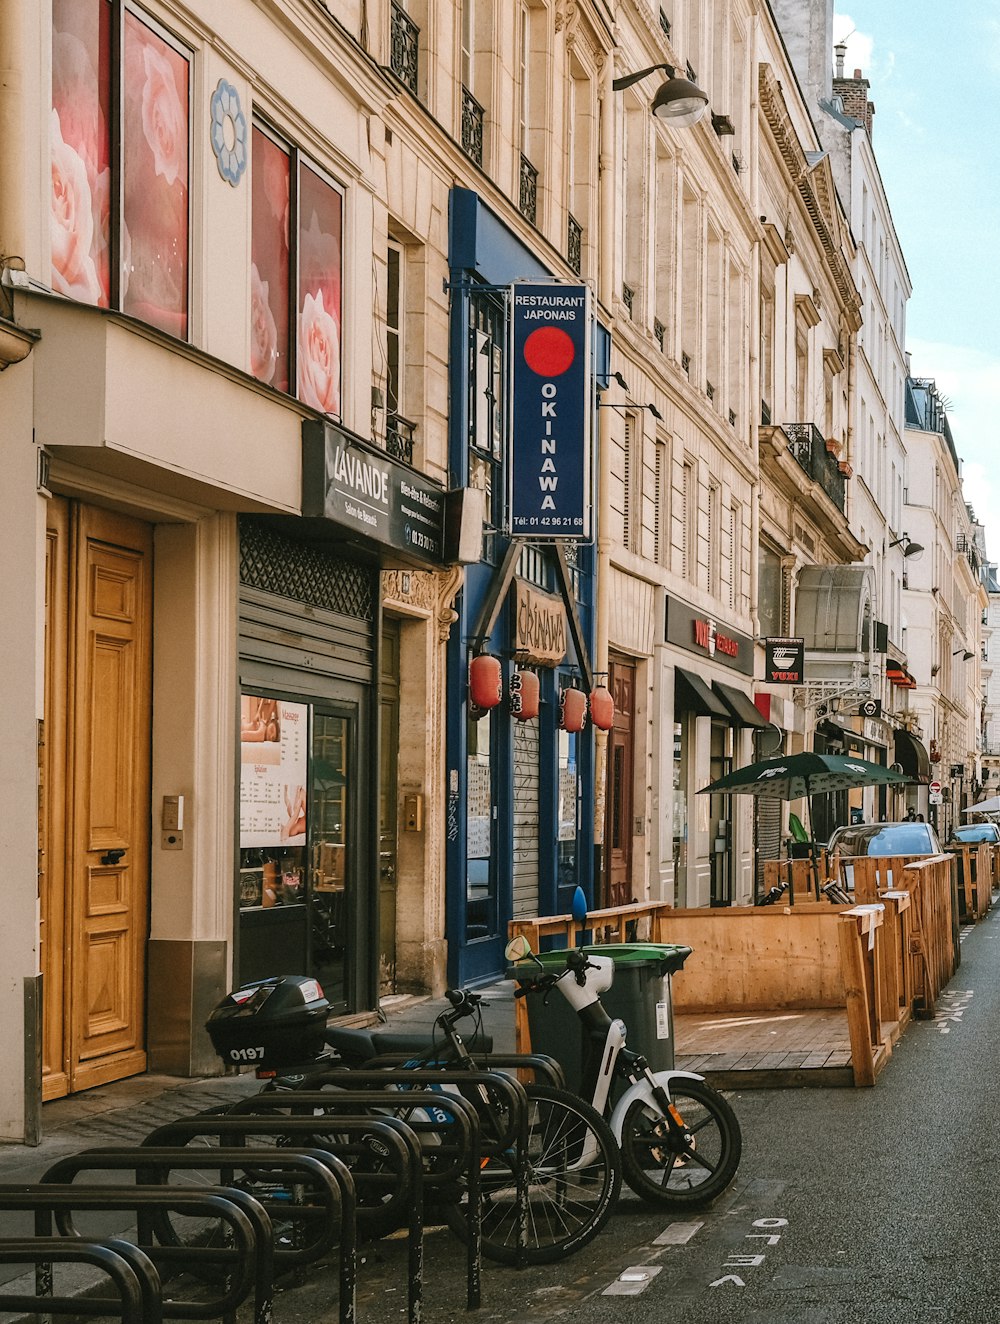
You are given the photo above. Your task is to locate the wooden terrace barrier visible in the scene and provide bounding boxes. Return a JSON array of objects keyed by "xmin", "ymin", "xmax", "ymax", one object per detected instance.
[
  {"xmin": 948, "ymin": 842, "xmax": 994, "ymax": 921},
  {"xmin": 509, "ymin": 870, "xmax": 959, "ymax": 1087}
]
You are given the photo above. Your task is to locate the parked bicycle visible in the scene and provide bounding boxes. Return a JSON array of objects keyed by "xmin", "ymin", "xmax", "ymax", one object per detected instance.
[
  {"xmin": 207, "ymin": 975, "xmax": 621, "ymax": 1265},
  {"xmin": 505, "ymin": 891, "xmax": 742, "ymax": 1209}
]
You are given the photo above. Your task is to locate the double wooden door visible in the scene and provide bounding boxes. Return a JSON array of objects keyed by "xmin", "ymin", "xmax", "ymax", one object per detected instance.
[
  {"xmin": 602, "ymin": 657, "xmax": 635, "ymax": 909},
  {"xmin": 42, "ymin": 500, "xmax": 152, "ymax": 1099}
]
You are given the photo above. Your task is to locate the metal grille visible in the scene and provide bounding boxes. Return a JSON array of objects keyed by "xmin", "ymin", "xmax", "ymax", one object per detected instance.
[
  {"xmin": 567, "ymin": 214, "xmax": 582, "ymax": 274},
  {"xmin": 386, "ymin": 412, "xmax": 416, "ymax": 465},
  {"xmin": 519, "ymin": 154, "xmax": 538, "ymax": 224},
  {"xmin": 239, "ymin": 517, "xmax": 375, "ymax": 619},
  {"xmin": 622, "ymin": 283, "xmax": 634, "ymax": 317},
  {"xmin": 659, "ymin": 9, "xmax": 671, "ymax": 38},
  {"xmin": 462, "ymin": 87, "xmax": 484, "ymax": 165},
  {"xmin": 390, "ymin": 2, "xmax": 419, "ymax": 94},
  {"xmin": 654, "ymin": 319, "xmax": 665, "ymax": 350}
]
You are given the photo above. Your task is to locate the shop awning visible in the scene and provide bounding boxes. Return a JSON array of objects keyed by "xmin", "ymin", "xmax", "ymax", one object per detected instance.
[
  {"xmin": 675, "ymin": 667, "xmax": 728, "ymax": 718},
  {"xmin": 894, "ymin": 728, "xmax": 931, "ymax": 784},
  {"xmin": 712, "ymin": 682, "xmax": 769, "ymax": 727},
  {"xmin": 815, "ymin": 718, "xmax": 865, "ymax": 754}
]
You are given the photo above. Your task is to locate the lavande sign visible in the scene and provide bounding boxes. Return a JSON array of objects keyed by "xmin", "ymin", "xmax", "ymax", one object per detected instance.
[
  {"xmin": 302, "ymin": 420, "xmax": 444, "ymax": 562},
  {"xmin": 508, "ymin": 283, "xmax": 591, "ymax": 539}
]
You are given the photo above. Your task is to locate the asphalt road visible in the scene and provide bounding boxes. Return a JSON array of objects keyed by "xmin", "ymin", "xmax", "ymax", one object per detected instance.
[{"xmin": 270, "ymin": 903, "xmax": 1000, "ymax": 1324}]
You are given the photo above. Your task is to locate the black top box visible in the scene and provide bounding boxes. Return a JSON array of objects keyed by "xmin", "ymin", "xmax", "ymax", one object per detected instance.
[{"xmin": 206, "ymin": 974, "xmax": 330, "ymax": 1070}]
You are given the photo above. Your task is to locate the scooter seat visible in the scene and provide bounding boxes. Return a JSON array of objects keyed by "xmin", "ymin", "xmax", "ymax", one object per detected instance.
[{"xmin": 325, "ymin": 1025, "xmax": 493, "ymax": 1062}]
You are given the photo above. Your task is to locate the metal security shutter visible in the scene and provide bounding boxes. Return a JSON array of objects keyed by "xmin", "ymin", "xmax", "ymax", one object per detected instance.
[
  {"xmin": 238, "ymin": 518, "xmax": 376, "ymax": 690},
  {"xmin": 512, "ymin": 720, "xmax": 540, "ymax": 919},
  {"xmin": 755, "ymin": 799, "xmax": 782, "ymax": 891}
]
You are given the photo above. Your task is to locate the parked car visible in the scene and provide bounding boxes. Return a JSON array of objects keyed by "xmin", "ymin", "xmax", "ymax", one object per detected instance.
[
  {"xmin": 827, "ymin": 821, "xmax": 944, "ymax": 859},
  {"xmin": 949, "ymin": 822, "xmax": 1000, "ymax": 845},
  {"xmin": 826, "ymin": 821, "xmax": 944, "ymax": 890}
]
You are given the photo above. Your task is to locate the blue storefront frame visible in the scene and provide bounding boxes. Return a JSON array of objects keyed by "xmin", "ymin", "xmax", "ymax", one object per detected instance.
[{"xmin": 445, "ymin": 189, "xmax": 601, "ymax": 988}]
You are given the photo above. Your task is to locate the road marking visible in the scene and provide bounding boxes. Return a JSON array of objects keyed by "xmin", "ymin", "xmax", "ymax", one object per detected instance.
[
  {"xmin": 936, "ymin": 988, "xmax": 973, "ymax": 1033},
  {"xmin": 602, "ymin": 1265, "xmax": 662, "ymax": 1296},
  {"xmin": 653, "ymin": 1221, "xmax": 704, "ymax": 1245}
]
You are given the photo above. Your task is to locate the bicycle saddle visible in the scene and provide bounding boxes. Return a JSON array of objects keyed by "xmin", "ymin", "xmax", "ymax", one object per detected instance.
[{"xmin": 324, "ymin": 1025, "xmax": 494, "ymax": 1061}]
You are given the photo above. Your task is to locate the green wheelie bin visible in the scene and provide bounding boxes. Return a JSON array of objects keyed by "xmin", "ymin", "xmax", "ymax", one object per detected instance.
[{"xmin": 510, "ymin": 943, "xmax": 692, "ymax": 1097}]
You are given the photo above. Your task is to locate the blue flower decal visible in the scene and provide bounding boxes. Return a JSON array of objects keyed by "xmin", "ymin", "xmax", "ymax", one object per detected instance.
[{"xmin": 210, "ymin": 79, "xmax": 247, "ymax": 187}]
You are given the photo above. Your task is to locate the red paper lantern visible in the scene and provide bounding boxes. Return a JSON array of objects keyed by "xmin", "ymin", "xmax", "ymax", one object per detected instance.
[
  {"xmin": 589, "ymin": 683, "xmax": 615, "ymax": 731},
  {"xmin": 469, "ymin": 653, "xmax": 502, "ymax": 712},
  {"xmin": 558, "ymin": 686, "xmax": 588, "ymax": 733},
  {"xmin": 510, "ymin": 669, "xmax": 540, "ymax": 721}
]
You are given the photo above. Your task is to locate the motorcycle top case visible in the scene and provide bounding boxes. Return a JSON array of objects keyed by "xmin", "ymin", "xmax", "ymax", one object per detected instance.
[{"xmin": 206, "ymin": 974, "xmax": 329, "ymax": 1069}]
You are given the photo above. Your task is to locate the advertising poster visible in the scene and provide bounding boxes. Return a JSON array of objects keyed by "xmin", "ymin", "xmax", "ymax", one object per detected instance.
[{"xmin": 240, "ymin": 695, "xmax": 309, "ymax": 846}]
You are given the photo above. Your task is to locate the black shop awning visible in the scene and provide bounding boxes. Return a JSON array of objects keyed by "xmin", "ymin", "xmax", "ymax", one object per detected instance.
[
  {"xmin": 712, "ymin": 682, "xmax": 769, "ymax": 728},
  {"xmin": 675, "ymin": 667, "xmax": 728, "ymax": 718},
  {"xmin": 894, "ymin": 728, "xmax": 931, "ymax": 784}
]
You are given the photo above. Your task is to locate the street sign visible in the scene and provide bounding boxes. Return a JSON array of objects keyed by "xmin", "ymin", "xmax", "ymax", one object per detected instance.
[{"xmin": 929, "ymin": 779, "xmax": 942, "ymax": 796}]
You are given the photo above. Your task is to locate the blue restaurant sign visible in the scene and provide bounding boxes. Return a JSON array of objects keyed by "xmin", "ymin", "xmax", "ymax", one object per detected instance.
[{"xmin": 508, "ymin": 282, "xmax": 591, "ymax": 539}]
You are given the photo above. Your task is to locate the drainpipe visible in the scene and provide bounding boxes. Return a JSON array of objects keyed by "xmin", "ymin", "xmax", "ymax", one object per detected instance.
[
  {"xmin": 0, "ymin": 1, "xmax": 26, "ymax": 261},
  {"xmin": 592, "ymin": 64, "xmax": 616, "ymax": 889}
]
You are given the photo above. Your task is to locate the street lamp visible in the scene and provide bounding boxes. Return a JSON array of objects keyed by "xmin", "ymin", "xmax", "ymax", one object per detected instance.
[
  {"xmin": 611, "ymin": 63, "xmax": 710, "ymax": 128},
  {"xmin": 889, "ymin": 533, "xmax": 924, "ymax": 559},
  {"xmin": 952, "ymin": 648, "xmax": 975, "ymax": 662}
]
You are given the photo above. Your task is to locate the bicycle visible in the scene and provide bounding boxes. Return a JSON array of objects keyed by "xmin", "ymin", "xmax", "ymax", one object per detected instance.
[
  {"xmin": 505, "ymin": 894, "xmax": 742, "ymax": 1209},
  {"xmin": 206, "ymin": 976, "xmax": 621, "ymax": 1266}
]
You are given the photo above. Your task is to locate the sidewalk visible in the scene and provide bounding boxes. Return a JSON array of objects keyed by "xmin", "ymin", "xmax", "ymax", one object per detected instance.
[{"xmin": 0, "ymin": 980, "xmax": 516, "ymax": 1294}]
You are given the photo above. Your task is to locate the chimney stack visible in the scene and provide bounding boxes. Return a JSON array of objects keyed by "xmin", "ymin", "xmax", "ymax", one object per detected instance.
[{"xmin": 833, "ymin": 61, "xmax": 875, "ymax": 139}]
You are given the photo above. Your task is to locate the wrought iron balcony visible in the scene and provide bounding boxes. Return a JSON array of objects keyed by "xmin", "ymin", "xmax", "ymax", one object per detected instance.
[
  {"xmin": 461, "ymin": 87, "xmax": 484, "ymax": 166},
  {"xmin": 385, "ymin": 412, "xmax": 416, "ymax": 465},
  {"xmin": 519, "ymin": 154, "xmax": 538, "ymax": 224},
  {"xmin": 390, "ymin": 2, "xmax": 419, "ymax": 94},
  {"xmin": 567, "ymin": 214, "xmax": 582, "ymax": 274},
  {"xmin": 783, "ymin": 422, "xmax": 846, "ymax": 512}
]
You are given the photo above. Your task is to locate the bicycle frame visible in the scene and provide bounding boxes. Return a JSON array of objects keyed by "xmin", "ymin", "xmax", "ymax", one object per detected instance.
[{"xmin": 543, "ymin": 953, "xmax": 707, "ymax": 1147}]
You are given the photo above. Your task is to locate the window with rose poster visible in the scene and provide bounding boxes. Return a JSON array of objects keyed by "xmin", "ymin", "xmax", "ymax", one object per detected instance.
[
  {"xmin": 251, "ymin": 124, "xmax": 343, "ymax": 417},
  {"xmin": 51, "ymin": 0, "xmax": 190, "ymax": 338}
]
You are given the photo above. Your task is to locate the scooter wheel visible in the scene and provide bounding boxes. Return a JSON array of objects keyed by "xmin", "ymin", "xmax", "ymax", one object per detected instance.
[{"xmin": 620, "ymin": 1077, "xmax": 741, "ymax": 1207}]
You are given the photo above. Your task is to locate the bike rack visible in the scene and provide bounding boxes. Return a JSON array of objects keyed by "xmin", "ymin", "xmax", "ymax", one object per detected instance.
[
  {"xmin": 0, "ymin": 1184, "xmax": 269, "ymax": 1324},
  {"xmin": 41, "ymin": 1145, "xmax": 356, "ymax": 1324},
  {"xmin": 288, "ymin": 1068, "xmax": 530, "ymax": 1272},
  {"xmin": 143, "ymin": 1112, "xmax": 424, "ymax": 1324},
  {"xmin": 0, "ymin": 1237, "xmax": 161, "ymax": 1324},
  {"xmin": 227, "ymin": 1087, "xmax": 484, "ymax": 1310}
]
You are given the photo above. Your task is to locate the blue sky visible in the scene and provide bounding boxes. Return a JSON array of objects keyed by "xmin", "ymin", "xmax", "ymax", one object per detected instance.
[{"xmin": 834, "ymin": 6, "xmax": 1000, "ymax": 558}]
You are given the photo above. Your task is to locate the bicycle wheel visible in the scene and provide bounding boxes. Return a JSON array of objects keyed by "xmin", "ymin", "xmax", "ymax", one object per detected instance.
[
  {"xmin": 444, "ymin": 1084, "xmax": 621, "ymax": 1265},
  {"xmin": 619, "ymin": 1076, "xmax": 741, "ymax": 1207}
]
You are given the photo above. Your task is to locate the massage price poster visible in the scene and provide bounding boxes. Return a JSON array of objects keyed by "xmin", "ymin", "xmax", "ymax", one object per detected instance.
[{"xmin": 239, "ymin": 695, "xmax": 309, "ymax": 846}]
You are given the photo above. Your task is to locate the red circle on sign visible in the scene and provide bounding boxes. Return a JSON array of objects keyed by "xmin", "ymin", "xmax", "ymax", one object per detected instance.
[
  {"xmin": 523, "ymin": 326, "xmax": 575, "ymax": 376},
  {"xmin": 929, "ymin": 780, "xmax": 941, "ymax": 794}
]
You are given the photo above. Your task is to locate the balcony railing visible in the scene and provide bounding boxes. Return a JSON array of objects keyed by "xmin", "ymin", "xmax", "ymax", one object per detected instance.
[
  {"xmin": 461, "ymin": 87, "xmax": 484, "ymax": 166},
  {"xmin": 390, "ymin": 2, "xmax": 419, "ymax": 94},
  {"xmin": 385, "ymin": 412, "xmax": 416, "ymax": 465},
  {"xmin": 783, "ymin": 421, "xmax": 846, "ymax": 512},
  {"xmin": 519, "ymin": 154, "xmax": 538, "ymax": 224},
  {"xmin": 567, "ymin": 214, "xmax": 582, "ymax": 274}
]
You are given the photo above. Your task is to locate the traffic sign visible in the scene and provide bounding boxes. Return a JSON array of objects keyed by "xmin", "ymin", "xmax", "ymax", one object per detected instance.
[{"xmin": 929, "ymin": 779, "xmax": 942, "ymax": 795}]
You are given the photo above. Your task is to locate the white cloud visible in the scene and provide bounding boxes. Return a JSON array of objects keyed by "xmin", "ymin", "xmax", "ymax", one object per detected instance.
[
  {"xmin": 906, "ymin": 337, "xmax": 1000, "ymax": 558},
  {"xmin": 833, "ymin": 13, "xmax": 875, "ymax": 77}
]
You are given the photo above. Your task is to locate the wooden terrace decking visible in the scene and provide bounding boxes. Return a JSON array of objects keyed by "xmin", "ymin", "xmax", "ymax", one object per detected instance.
[{"xmin": 674, "ymin": 1006, "xmax": 864, "ymax": 1088}]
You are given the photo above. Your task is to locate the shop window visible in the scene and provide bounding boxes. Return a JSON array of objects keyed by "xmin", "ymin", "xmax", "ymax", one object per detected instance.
[
  {"xmin": 51, "ymin": 0, "xmax": 190, "ymax": 338},
  {"xmin": 557, "ymin": 726, "xmax": 580, "ymax": 897},
  {"xmin": 466, "ymin": 707, "xmax": 497, "ymax": 941},
  {"xmin": 251, "ymin": 123, "xmax": 343, "ymax": 416}
]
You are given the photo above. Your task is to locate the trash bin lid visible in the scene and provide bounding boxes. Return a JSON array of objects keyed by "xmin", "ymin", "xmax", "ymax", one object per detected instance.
[
  {"xmin": 579, "ymin": 943, "xmax": 692, "ymax": 972},
  {"xmin": 509, "ymin": 943, "xmax": 692, "ymax": 977}
]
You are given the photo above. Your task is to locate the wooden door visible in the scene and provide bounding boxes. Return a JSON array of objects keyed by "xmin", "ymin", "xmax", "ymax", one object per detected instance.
[
  {"xmin": 42, "ymin": 500, "xmax": 152, "ymax": 1098},
  {"xmin": 602, "ymin": 658, "xmax": 635, "ymax": 909}
]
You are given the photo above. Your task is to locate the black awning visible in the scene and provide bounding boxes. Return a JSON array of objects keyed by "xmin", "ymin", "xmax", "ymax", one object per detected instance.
[
  {"xmin": 894, "ymin": 728, "xmax": 931, "ymax": 784},
  {"xmin": 675, "ymin": 667, "xmax": 728, "ymax": 718},
  {"xmin": 816, "ymin": 718, "xmax": 865, "ymax": 754},
  {"xmin": 713, "ymin": 681, "xmax": 769, "ymax": 728}
]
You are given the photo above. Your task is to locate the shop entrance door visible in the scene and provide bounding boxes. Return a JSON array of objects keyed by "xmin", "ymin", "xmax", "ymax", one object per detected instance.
[
  {"xmin": 709, "ymin": 721, "xmax": 733, "ymax": 906},
  {"xmin": 378, "ymin": 621, "xmax": 400, "ymax": 995},
  {"xmin": 602, "ymin": 658, "xmax": 635, "ymax": 908},
  {"xmin": 42, "ymin": 500, "xmax": 152, "ymax": 1099}
]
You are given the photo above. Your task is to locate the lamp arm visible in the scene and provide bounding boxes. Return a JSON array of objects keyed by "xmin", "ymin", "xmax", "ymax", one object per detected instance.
[{"xmin": 611, "ymin": 63, "xmax": 677, "ymax": 92}]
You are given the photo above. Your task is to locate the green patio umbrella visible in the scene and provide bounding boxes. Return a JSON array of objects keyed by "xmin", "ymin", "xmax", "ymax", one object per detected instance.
[{"xmin": 699, "ymin": 751, "xmax": 908, "ymax": 897}]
